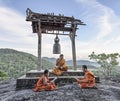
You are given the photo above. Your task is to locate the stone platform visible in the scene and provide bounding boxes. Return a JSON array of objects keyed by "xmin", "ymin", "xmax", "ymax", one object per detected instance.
[
  {"xmin": 26, "ymin": 70, "xmax": 85, "ymax": 77},
  {"xmin": 16, "ymin": 70, "xmax": 100, "ymax": 90}
]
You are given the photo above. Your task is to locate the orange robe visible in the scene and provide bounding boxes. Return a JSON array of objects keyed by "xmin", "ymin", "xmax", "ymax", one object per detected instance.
[
  {"xmin": 33, "ymin": 75, "xmax": 56, "ymax": 92},
  {"xmin": 77, "ymin": 70, "xmax": 95, "ymax": 88},
  {"xmin": 53, "ymin": 58, "xmax": 68, "ymax": 76}
]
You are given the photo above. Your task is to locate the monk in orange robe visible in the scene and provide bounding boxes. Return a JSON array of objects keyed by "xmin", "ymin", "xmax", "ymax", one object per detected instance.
[
  {"xmin": 77, "ymin": 65, "xmax": 95, "ymax": 88},
  {"xmin": 33, "ymin": 69, "xmax": 56, "ymax": 92},
  {"xmin": 53, "ymin": 54, "xmax": 68, "ymax": 76}
]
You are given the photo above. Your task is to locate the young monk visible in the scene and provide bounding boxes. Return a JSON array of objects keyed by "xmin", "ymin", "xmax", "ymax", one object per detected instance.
[
  {"xmin": 52, "ymin": 54, "xmax": 68, "ymax": 76},
  {"xmin": 77, "ymin": 65, "xmax": 95, "ymax": 88},
  {"xmin": 33, "ymin": 69, "xmax": 56, "ymax": 92}
]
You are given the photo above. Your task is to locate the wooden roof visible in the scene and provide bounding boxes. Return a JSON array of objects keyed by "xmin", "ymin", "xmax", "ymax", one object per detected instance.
[{"xmin": 26, "ymin": 8, "xmax": 85, "ymax": 34}]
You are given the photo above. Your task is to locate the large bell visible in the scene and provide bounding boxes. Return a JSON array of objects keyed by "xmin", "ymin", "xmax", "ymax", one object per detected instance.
[{"xmin": 53, "ymin": 35, "xmax": 61, "ymax": 54}]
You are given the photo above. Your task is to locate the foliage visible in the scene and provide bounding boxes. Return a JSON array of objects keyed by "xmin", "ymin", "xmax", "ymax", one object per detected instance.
[
  {"xmin": 0, "ymin": 69, "xmax": 8, "ymax": 81},
  {"xmin": 0, "ymin": 69, "xmax": 8, "ymax": 77},
  {"xmin": 89, "ymin": 52, "xmax": 120, "ymax": 76},
  {"xmin": 0, "ymin": 48, "xmax": 54, "ymax": 79}
]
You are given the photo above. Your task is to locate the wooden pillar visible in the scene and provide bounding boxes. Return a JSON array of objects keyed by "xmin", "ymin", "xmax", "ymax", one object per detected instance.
[
  {"xmin": 37, "ymin": 21, "xmax": 42, "ymax": 71},
  {"xmin": 70, "ymin": 29, "xmax": 77, "ymax": 70}
]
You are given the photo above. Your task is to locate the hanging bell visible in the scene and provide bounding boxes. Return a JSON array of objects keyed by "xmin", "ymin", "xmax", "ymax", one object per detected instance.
[{"xmin": 53, "ymin": 35, "xmax": 61, "ymax": 54}]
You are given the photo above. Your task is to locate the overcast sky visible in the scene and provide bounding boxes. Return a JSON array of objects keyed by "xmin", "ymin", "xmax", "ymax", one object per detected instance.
[{"xmin": 0, "ymin": 0, "xmax": 120, "ymax": 60}]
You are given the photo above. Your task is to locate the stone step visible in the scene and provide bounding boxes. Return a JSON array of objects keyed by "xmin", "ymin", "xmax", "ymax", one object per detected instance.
[
  {"xmin": 26, "ymin": 70, "xmax": 84, "ymax": 77},
  {"xmin": 16, "ymin": 75, "xmax": 100, "ymax": 89}
]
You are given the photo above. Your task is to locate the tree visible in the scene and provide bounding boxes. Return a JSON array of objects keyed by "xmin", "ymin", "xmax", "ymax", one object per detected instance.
[
  {"xmin": 0, "ymin": 69, "xmax": 8, "ymax": 80},
  {"xmin": 89, "ymin": 52, "xmax": 120, "ymax": 76}
]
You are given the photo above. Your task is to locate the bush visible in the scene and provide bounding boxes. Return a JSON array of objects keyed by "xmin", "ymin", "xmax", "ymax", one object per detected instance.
[
  {"xmin": 0, "ymin": 70, "xmax": 8, "ymax": 81},
  {"xmin": 0, "ymin": 70, "xmax": 8, "ymax": 77}
]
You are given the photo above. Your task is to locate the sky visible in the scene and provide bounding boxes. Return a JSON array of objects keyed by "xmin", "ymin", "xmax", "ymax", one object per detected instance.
[{"xmin": 0, "ymin": 0, "xmax": 120, "ymax": 60}]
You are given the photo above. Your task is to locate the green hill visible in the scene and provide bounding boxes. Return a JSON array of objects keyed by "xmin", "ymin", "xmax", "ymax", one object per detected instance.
[{"xmin": 0, "ymin": 48, "xmax": 54, "ymax": 79}]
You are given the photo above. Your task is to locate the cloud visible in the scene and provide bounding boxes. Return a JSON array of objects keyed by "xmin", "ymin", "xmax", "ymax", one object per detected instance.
[
  {"xmin": 76, "ymin": 0, "xmax": 119, "ymax": 39},
  {"xmin": 75, "ymin": 0, "xmax": 120, "ymax": 59},
  {"xmin": 94, "ymin": 2, "xmax": 120, "ymax": 40},
  {"xmin": 0, "ymin": 6, "xmax": 33, "ymax": 42},
  {"xmin": 0, "ymin": 6, "xmax": 41, "ymax": 56}
]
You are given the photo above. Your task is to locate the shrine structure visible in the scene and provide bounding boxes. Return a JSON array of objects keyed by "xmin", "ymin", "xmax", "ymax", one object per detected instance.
[{"xmin": 26, "ymin": 8, "xmax": 86, "ymax": 70}]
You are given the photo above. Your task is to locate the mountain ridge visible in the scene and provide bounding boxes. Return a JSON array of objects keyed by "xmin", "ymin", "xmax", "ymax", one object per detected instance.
[
  {"xmin": 0, "ymin": 48, "xmax": 54, "ymax": 79},
  {"xmin": 0, "ymin": 48, "xmax": 99, "ymax": 79},
  {"xmin": 0, "ymin": 48, "xmax": 99, "ymax": 67},
  {"xmin": 42, "ymin": 57, "xmax": 99, "ymax": 67}
]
